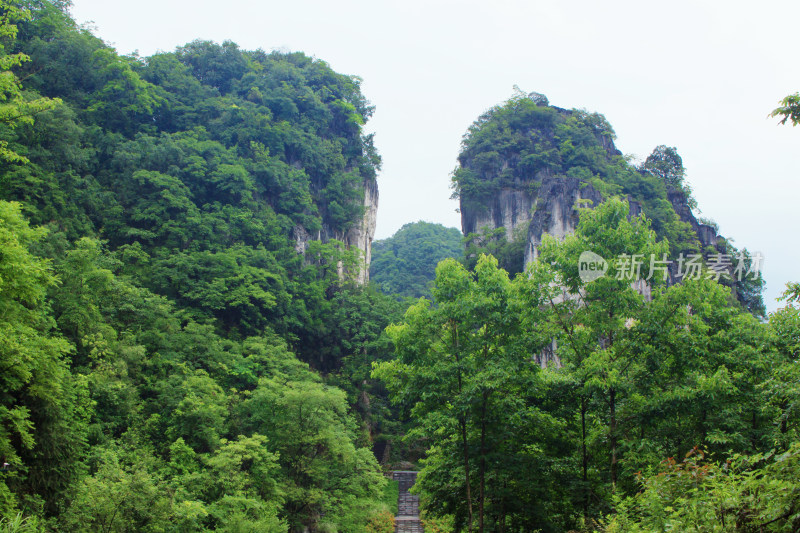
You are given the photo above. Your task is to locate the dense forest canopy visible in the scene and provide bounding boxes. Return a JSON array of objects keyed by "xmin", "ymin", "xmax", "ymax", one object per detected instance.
[
  {"xmin": 0, "ymin": 0, "xmax": 404, "ymax": 531},
  {"xmin": 370, "ymin": 221, "xmax": 463, "ymax": 299},
  {"xmin": 4, "ymin": 0, "xmax": 391, "ymax": 359},
  {"xmin": 0, "ymin": 0, "xmax": 798, "ymax": 531}
]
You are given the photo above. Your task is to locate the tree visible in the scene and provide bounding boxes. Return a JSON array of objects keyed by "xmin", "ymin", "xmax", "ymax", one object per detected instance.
[
  {"xmin": 0, "ymin": 0, "xmax": 59, "ymax": 163},
  {"xmin": 536, "ymin": 198, "xmax": 668, "ymax": 502},
  {"xmin": 534, "ymin": 198, "xmax": 778, "ymax": 525},
  {"xmin": 641, "ymin": 145, "xmax": 685, "ymax": 188},
  {"xmin": 374, "ymin": 255, "xmax": 556, "ymax": 532},
  {"xmin": 0, "ymin": 201, "xmax": 83, "ymax": 518},
  {"xmin": 762, "ymin": 284, "xmax": 800, "ymax": 447},
  {"xmin": 240, "ymin": 376, "xmax": 386, "ymax": 532},
  {"xmin": 771, "ymin": 92, "xmax": 800, "ymax": 126},
  {"xmin": 60, "ymin": 447, "xmax": 173, "ymax": 533}
]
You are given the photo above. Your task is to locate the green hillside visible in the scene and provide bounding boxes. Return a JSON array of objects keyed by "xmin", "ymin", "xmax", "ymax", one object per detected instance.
[
  {"xmin": 0, "ymin": 1, "xmax": 798, "ymax": 532},
  {"xmin": 0, "ymin": 1, "xmax": 401, "ymax": 530},
  {"xmin": 370, "ymin": 221, "xmax": 463, "ymax": 299}
]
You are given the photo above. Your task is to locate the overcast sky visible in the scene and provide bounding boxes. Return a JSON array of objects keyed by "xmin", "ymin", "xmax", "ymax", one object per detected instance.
[{"xmin": 69, "ymin": 0, "xmax": 800, "ymax": 312}]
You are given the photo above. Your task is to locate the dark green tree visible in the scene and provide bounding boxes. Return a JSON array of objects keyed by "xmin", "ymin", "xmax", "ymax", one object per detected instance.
[{"xmin": 640, "ymin": 145, "xmax": 685, "ymax": 188}]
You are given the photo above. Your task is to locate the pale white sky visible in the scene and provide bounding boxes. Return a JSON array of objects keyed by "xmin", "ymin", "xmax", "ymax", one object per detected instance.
[{"xmin": 69, "ymin": 0, "xmax": 800, "ymax": 311}]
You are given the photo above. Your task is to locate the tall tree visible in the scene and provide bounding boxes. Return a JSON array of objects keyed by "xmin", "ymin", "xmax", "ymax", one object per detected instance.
[
  {"xmin": 374, "ymin": 255, "xmax": 556, "ymax": 532},
  {"xmin": 0, "ymin": 201, "xmax": 85, "ymax": 517},
  {"xmin": 640, "ymin": 145, "xmax": 685, "ymax": 188},
  {"xmin": 537, "ymin": 198, "xmax": 668, "ymax": 494}
]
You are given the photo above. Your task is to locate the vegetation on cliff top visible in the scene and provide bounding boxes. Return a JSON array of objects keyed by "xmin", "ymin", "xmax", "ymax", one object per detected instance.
[
  {"xmin": 451, "ymin": 90, "xmax": 765, "ymax": 315},
  {"xmin": 0, "ymin": 0, "xmax": 401, "ymax": 530},
  {"xmin": 451, "ymin": 90, "xmax": 694, "ymax": 244}
]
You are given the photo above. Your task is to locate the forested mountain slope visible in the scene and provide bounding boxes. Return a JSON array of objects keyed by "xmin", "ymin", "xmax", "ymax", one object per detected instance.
[
  {"xmin": 2, "ymin": 0, "xmax": 798, "ymax": 531},
  {"xmin": 3, "ymin": 0, "xmax": 398, "ymax": 367},
  {"xmin": 0, "ymin": 1, "xmax": 402, "ymax": 530},
  {"xmin": 370, "ymin": 221, "xmax": 463, "ymax": 299}
]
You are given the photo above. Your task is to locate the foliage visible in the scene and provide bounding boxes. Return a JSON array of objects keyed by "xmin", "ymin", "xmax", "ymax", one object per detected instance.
[
  {"xmin": 375, "ymin": 200, "xmax": 789, "ymax": 531},
  {"xmin": 602, "ymin": 445, "xmax": 800, "ymax": 532},
  {"xmin": 771, "ymin": 92, "xmax": 800, "ymax": 126},
  {"xmin": 0, "ymin": 201, "xmax": 85, "ymax": 517},
  {"xmin": 0, "ymin": 0, "xmax": 60, "ymax": 163},
  {"xmin": 451, "ymin": 93, "xmax": 619, "ymax": 211},
  {"xmin": 462, "ymin": 223, "xmax": 528, "ymax": 275},
  {"xmin": 0, "ymin": 1, "xmax": 396, "ymax": 530},
  {"xmin": 370, "ymin": 221, "xmax": 463, "ymax": 298},
  {"xmin": 640, "ymin": 145, "xmax": 684, "ymax": 188}
]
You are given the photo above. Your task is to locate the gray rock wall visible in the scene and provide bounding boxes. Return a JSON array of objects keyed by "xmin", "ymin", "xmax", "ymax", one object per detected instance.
[{"xmin": 293, "ymin": 176, "xmax": 378, "ymax": 284}]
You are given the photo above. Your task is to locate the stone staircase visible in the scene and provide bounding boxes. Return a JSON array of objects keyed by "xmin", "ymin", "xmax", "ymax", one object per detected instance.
[{"xmin": 392, "ymin": 471, "xmax": 423, "ymax": 533}]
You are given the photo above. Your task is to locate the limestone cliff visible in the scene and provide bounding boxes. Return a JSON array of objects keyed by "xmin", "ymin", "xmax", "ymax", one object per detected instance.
[
  {"xmin": 455, "ymin": 92, "xmax": 768, "ymax": 320},
  {"xmin": 457, "ymin": 94, "xmax": 727, "ymax": 277},
  {"xmin": 293, "ymin": 176, "xmax": 378, "ymax": 284},
  {"xmin": 344, "ymin": 177, "xmax": 379, "ymax": 284},
  {"xmin": 458, "ymin": 97, "xmax": 619, "ymax": 270},
  {"xmin": 667, "ymin": 188, "xmax": 723, "ymax": 251}
]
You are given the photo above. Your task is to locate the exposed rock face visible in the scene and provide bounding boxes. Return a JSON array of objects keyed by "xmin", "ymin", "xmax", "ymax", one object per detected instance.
[
  {"xmin": 525, "ymin": 177, "xmax": 604, "ymax": 265},
  {"xmin": 460, "ymin": 157, "xmax": 723, "ymax": 282},
  {"xmin": 293, "ymin": 176, "xmax": 378, "ymax": 284},
  {"xmin": 462, "ymin": 188, "xmax": 534, "ymax": 243},
  {"xmin": 461, "ymin": 175, "xmax": 724, "ymax": 281},
  {"xmin": 343, "ymin": 177, "xmax": 379, "ymax": 284},
  {"xmin": 667, "ymin": 188, "xmax": 722, "ymax": 250},
  {"xmin": 460, "ymin": 177, "xmax": 604, "ymax": 266}
]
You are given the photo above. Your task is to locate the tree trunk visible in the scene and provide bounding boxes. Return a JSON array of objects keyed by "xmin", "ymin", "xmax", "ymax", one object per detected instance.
[
  {"xmin": 781, "ymin": 400, "xmax": 788, "ymax": 434},
  {"xmin": 498, "ymin": 482, "xmax": 506, "ymax": 533},
  {"xmin": 478, "ymin": 393, "xmax": 487, "ymax": 532},
  {"xmin": 461, "ymin": 417, "xmax": 474, "ymax": 533},
  {"xmin": 581, "ymin": 395, "xmax": 589, "ymax": 521},
  {"xmin": 454, "ymin": 323, "xmax": 474, "ymax": 532},
  {"xmin": 610, "ymin": 387, "xmax": 617, "ymax": 493}
]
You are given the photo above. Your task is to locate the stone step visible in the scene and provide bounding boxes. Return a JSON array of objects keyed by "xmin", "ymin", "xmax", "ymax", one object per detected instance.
[{"xmin": 391, "ymin": 471, "xmax": 423, "ymax": 533}]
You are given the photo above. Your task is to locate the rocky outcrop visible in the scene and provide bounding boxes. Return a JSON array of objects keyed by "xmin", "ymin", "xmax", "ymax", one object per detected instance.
[
  {"xmin": 525, "ymin": 177, "xmax": 604, "ymax": 265},
  {"xmin": 460, "ymin": 150, "xmax": 723, "ymax": 280},
  {"xmin": 459, "ymin": 101, "xmax": 620, "ymax": 270},
  {"xmin": 460, "ymin": 175, "xmax": 605, "ymax": 270},
  {"xmin": 462, "ymin": 175, "xmax": 727, "ymax": 283},
  {"xmin": 460, "ymin": 175, "xmax": 604, "ymax": 259},
  {"xmin": 343, "ymin": 177, "xmax": 379, "ymax": 284},
  {"xmin": 667, "ymin": 188, "xmax": 722, "ymax": 251},
  {"xmin": 293, "ymin": 176, "xmax": 378, "ymax": 284},
  {"xmin": 462, "ymin": 188, "xmax": 534, "ymax": 240}
]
